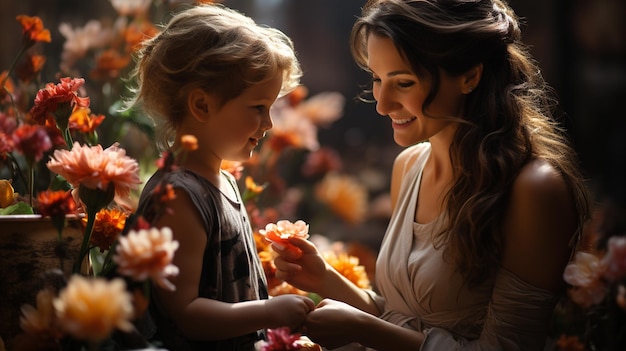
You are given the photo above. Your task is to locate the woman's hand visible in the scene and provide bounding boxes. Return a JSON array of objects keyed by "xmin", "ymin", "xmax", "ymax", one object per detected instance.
[
  {"xmin": 265, "ymin": 294, "xmax": 315, "ymax": 330},
  {"xmin": 304, "ymin": 298, "xmax": 370, "ymax": 349},
  {"xmin": 272, "ymin": 237, "xmax": 329, "ymax": 295}
]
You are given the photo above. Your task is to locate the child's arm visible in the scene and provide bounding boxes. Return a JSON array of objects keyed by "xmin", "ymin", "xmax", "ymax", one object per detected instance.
[{"xmin": 153, "ymin": 189, "xmax": 314, "ymax": 340}]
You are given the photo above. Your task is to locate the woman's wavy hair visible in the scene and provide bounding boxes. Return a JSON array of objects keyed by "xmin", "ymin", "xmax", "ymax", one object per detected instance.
[
  {"xmin": 124, "ymin": 3, "xmax": 301, "ymax": 151},
  {"xmin": 351, "ymin": 0, "xmax": 591, "ymax": 287}
]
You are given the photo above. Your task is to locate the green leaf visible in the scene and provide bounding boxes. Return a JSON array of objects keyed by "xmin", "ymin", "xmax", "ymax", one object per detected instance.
[{"xmin": 0, "ymin": 202, "xmax": 35, "ymax": 215}]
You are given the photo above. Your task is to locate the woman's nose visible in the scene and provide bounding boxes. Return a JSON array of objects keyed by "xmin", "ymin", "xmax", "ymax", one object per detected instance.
[{"xmin": 375, "ymin": 85, "xmax": 399, "ymax": 116}]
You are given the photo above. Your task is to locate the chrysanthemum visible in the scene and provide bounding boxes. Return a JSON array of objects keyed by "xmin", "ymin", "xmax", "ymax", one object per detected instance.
[
  {"xmin": 315, "ymin": 173, "xmax": 368, "ymax": 225},
  {"xmin": 53, "ymin": 276, "xmax": 133, "ymax": 343},
  {"xmin": 114, "ymin": 226, "xmax": 180, "ymax": 291},
  {"xmin": 87, "ymin": 208, "xmax": 128, "ymax": 252},
  {"xmin": 46, "ymin": 142, "xmax": 141, "ymax": 200},
  {"xmin": 29, "ymin": 77, "xmax": 90, "ymax": 126},
  {"xmin": 324, "ymin": 252, "xmax": 371, "ymax": 289},
  {"xmin": 16, "ymin": 15, "xmax": 51, "ymax": 46},
  {"xmin": 68, "ymin": 107, "xmax": 105, "ymax": 134}
]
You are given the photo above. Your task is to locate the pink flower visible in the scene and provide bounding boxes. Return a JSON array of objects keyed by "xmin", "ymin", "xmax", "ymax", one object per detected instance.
[
  {"xmin": 564, "ymin": 252, "xmax": 607, "ymax": 308},
  {"xmin": 46, "ymin": 142, "xmax": 141, "ymax": 200},
  {"xmin": 602, "ymin": 236, "xmax": 626, "ymax": 282},
  {"xmin": 12, "ymin": 124, "xmax": 53, "ymax": 163},
  {"xmin": 114, "ymin": 226, "xmax": 180, "ymax": 291},
  {"xmin": 255, "ymin": 327, "xmax": 301, "ymax": 351}
]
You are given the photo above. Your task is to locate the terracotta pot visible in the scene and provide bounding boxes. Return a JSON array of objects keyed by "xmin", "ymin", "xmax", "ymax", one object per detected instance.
[{"xmin": 0, "ymin": 214, "xmax": 84, "ymax": 350}]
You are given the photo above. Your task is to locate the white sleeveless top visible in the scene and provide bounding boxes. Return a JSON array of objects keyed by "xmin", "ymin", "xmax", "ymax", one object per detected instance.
[{"xmin": 372, "ymin": 142, "xmax": 559, "ymax": 350}]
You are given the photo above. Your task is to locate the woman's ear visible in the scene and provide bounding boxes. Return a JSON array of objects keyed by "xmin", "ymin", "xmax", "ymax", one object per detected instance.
[
  {"xmin": 462, "ymin": 63, "xmax": 483, "ymax": 94},
  {"xmin": 187, "ymin": 88, "xmax": 214, "ymax": 122}
]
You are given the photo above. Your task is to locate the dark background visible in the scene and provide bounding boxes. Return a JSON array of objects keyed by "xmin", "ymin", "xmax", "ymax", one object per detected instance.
[{"xmin": 2, "ymin": 0, "xmax": 625, "ymax": 208}]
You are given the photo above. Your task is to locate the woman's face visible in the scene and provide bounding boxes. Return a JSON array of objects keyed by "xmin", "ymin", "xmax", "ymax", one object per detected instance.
[{"xmin": 366, "ymin": 34, "xmax": 466, "ymax": 147}]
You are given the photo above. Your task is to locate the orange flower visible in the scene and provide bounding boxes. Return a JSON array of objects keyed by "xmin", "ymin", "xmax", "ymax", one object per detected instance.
[
  {"xmin": 53, "ymin": 276, "xmax": 133, "ymax": 343},
  {"xmin": 16, "ymin": 54, "xmax": 46, "ymax": 83},
  {"xmin": 87, "ymin": 208, "xmax": 128, "ymax": 252},
  {"xmin": 180, "ymin": 134, "xmax": 198, "ymax": 151},
  {"xmin": 46, "ymin": 142, "xmax": 142, "ymax": 201},
  {"xmin": 36, "ymin": 190, "xmax": 77, "ymax": 218},
  {"xmin": 221, "ymin": 160, "xmax": 244, "ymax": 180},
  {"xmin": 29, "ymin": 77, "xmax": 90, "ymax": 126},
  {"xmin": 16, "ymin": 15, "xmax": 51, "ymax": 46},
  {"xmin": 90, "ymin": 49, "xmax": 132, "ymax": 80},
  {"xmin": 269, "ymin": 281, "xmax": 308, "ymax": 297},
  {"xmin": 324, "ymin": 252, "xmax": 371, "ymax": 289},
  {"xmin": 122, "ymin": 21, "xmax": 160, "ymax": 53},
  {"xmin": 315, "ymin": 173, "xmax": 368, "ymax": 225},
  {"xmin": 114, "ymin": 227, "xmax": 180, "ymax": 291},
  {"xmin": 68, "ymin": 107, "xmax": 106, "ymax": 134}
]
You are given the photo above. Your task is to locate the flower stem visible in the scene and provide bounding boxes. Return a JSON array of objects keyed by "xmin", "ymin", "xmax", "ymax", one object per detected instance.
[
  {"xmin": 28, "ymin": 163, "xmax": 34, "ymax": 208},
  {"xmin": 74, "ymin": 208, "xmax": 96, "ymax": 274}
]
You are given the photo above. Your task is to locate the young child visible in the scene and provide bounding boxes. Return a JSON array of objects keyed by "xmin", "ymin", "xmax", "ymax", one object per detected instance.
[{"xmin": 126, "ymin": 4, "xmax": 314, "ymax": 350}]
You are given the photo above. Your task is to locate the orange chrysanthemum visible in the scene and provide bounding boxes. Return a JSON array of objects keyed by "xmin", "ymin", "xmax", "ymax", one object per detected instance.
[
  {"xmin": 90, "ymin": 49, "xmax": 132, "ymax": 80},
  {"xmin": 315, "ymin": 173, "xmax": 368, "ymax": 225},
  {"xmin": 53, "ymin": 276, "xmax": 133, "ymax": 343},
  {"xmin": 324, "ymin": 252, "xmax": 371, "ymax": 289},
  {"xmin": 86, "ymin": 208, "xmax": 128, "ymax": 252},
  {"xmin": 68, "ymin": 107, "xmax": 105, "ymax": 134},
  {"xmin": 46, "ymin": 142, "xmax": 142, "ymax": 200},
  {"xmin": 16, "ymin": 54, "xmax": 46, "ymax": 83},
  {"xmin": 16, "ymin": 15, "xmax": 51, "ymax": 46},
  {"xmin": 114, "ymin": 227, "xmax": 180, "ymax": 291},
  {"xmin": 36, "ymin": 190, "xmax": 77, "ymax": 218},
  {"xmin": 245, "ymin": 176, "xmax": 265, "ymax": 195},
  {"xmin": 29, "ymin": 77, "xmax": 90, "ymax": 126}
]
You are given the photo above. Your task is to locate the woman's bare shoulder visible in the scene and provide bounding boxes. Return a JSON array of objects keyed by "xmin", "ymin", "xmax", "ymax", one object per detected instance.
[{"xmin": 501, "ymin": 158, "xmax": 578, "ymax": 292}]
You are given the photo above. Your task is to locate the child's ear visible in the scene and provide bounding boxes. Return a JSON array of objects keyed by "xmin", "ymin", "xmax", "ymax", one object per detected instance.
[
  {"xmin": 461, "ymin": 63, "xmax": 483, "ymax": 94},
  {"xmin": 188, "ymin": 88, "xmax": 214, "ymax": 122}
]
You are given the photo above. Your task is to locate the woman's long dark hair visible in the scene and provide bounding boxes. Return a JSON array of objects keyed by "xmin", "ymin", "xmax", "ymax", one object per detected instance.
[{"xmin": 351, "ymin": 0, "xmax": 590, "ymax": 287}]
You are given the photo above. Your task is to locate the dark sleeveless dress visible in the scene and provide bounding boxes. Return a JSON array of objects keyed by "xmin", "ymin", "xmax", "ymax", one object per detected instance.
[{"xmin": 135, "ymin": 168, "xmax": 268, "ymax": 351}]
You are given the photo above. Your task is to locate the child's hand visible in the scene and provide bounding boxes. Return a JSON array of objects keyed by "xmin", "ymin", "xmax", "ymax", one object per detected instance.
[
  {"xmin": 265, "ymin": 294, "xmax": 315, "ymax": 330},
  {"xmin": 260, "ymin": 220, "xmax": 310, "ymax": 258}
]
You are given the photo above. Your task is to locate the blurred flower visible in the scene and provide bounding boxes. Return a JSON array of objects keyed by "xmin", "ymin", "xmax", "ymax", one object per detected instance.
[
  {"xmin": 58, "ymin": 20, "xmax": 115, "ymax": 73},
  {"xmin": 36, "ymin": 190, "xmax": 77, "ymax": 218},
  {"xmin": 53, "ymin": 276, "xmax": 134, "ymax": 343},
  {"xmin": 564, "ymin": 251, "xmax": 607, "ymax": 308},
  {"xmin": 114, "ymin": 226, "xmax": 180, "ymax": 291},
  {"xmin": 15, "ymin": 54, "xmax": 46, "ymax": 84},
  {"xmin": 16, "ymin": 15, "xmax": 51, "ymax": 48},
  {"xmin": 254, "ymin": 327, "xmax": 303, "ymax": 351},
  {"xmin": 300, "ymin": 147, "xmax": 342, "ymax": 179},
  {"xmin": 87, "ymin": 208, "xmax": 128, "ymax": 252},
  {"xmin": 11, "ymin": 124, "xmax": 53, "ymax": 164},
  {"xmin": 324, "ymin": 252, "xmax": 371, "ymax": 289},
  {"xmin": 555, "ymin": 335, "xmax": 585, "ymax": 351},
  {"xmin": 602, "ymin": 236, "xmax": 626, "ymax": 282},
  {"xmin": 19, "ymin": 288, "xmax": 59, "ymax": 337},
  {"xmin": 221, "ymin": 160, "xmax": 244, "ymax": 180},
  {"xmin": 110, "ymin": 0, "xmax": 153, "ymax": 17},
  {"xmin": 180, "ymin": 134, "xmax": 198, "ymax": 151},
  {"xmin": 68, "ymin": 107, "xmax": 106, "ymax": 135},
  {"xmin": 315, "ymin": 173, "xmax": 368, "ymax": 225}
]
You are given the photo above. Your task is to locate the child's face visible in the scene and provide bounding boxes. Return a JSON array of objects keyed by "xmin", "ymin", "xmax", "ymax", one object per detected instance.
[{"xmin": 205, "ymin": 72, "xmax": 283, "ymax": 162}]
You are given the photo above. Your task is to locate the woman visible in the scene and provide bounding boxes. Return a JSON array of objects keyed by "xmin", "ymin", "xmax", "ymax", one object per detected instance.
[{"xmin": 273, "ymin": 0, "xmax": 591, "ymax": 349}]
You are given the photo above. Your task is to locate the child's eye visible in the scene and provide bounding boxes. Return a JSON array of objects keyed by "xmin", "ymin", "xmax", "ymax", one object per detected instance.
[{"xmin": 254, "ymin": 105, "xmax": 266, "ymax": 112}]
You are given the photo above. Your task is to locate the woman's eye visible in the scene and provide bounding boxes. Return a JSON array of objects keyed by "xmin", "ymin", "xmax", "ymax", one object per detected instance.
[
  {"xmin": 398, "ymin": 81, "xmax": 415, "ymax": 88},
  {"xmin": 371, "ymin": 76, "xmax": 381, "ymax": 84},
  {"xmin": 254, "ymin": 105, "xmax": 266, "ymax": 112}
]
